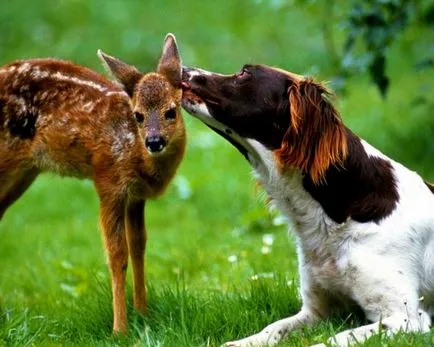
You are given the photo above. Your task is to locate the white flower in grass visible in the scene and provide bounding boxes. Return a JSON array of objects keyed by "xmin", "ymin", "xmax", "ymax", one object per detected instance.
[
  {"xmin": 261, "ymin": 246, "xmax": 271, "ymax": 254},
  {"xmin": 262, "ymin": 233, "xmax": 274, "ymax": 246},
  {"xmin": 250, "ymin": 272, "xmax": 274, "ymax": 280},
  {"xmin": 192, "ymin": 131, "xmax": 217, "ymax": 149},
  {"xmin": 173, "ymin": 175, "xmax": 192, "ymax": 200},
  {"xmin": 272, "ymin": 215, "xmax": 287, "ymax": 226},
  {"xmin": 228, "ymin": 254, "xmax": 238, "ymax": 263},
  {"xmin": 232, "ymin": 227, "xmax": 244, "ymax": 237}
]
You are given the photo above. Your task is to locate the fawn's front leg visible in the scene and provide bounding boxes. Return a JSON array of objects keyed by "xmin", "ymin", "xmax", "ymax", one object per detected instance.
[
  {"xmin": 98, "ymin": 192, "xmax": 129, "ymax": 333},
  {"xmin": 125, "ymin": 199, "xmax": 147, "ymax": 314}
]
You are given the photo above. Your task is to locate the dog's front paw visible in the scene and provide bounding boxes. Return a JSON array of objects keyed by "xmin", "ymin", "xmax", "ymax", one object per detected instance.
[
  {"xmin": 223, "ymin": 334, "xmax": 265, "ymax": 347},
  {"xmin": 223, "ymin": 326, "xmax": 286, "ymax": 347}
]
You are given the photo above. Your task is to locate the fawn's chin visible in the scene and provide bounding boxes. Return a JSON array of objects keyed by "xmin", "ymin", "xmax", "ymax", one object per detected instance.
[{"xmin": 146, "ymin": 148, "xmax": 166, "ymax": 156}]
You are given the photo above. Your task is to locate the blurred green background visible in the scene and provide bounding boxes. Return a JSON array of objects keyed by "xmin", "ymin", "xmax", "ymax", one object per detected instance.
[{"xmin": 0, "ymin": 0, "xmax": 433, "ymax": 346}]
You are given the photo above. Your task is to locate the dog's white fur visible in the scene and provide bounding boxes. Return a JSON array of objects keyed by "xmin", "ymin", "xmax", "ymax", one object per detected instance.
[{"xmin": 183, "ymin": 92, "xmax": 434, "ymax": 346}]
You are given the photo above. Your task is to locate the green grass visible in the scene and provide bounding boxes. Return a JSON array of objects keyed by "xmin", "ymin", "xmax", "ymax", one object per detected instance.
[{"xmin": 1, "ymin": 0, "xmax": 434, "ymax": 346}]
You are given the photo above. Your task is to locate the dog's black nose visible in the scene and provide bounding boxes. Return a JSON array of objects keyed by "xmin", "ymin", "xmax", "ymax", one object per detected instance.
[{"xmin": 145, "ymin": 136, "xmax": 167, "ymax": 153}]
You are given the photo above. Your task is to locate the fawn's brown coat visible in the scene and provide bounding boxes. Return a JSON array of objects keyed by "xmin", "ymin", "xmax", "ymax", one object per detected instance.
[{"xmin": 0, "ymin": 34, "xmax": 186, "ymax": 332}]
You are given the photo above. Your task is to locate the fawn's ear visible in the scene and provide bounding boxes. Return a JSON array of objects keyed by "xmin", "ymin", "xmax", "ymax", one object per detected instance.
[
  {"xmin": 97, "ymin": 50, "xmax": 142, "ymax": 96},
  {"xmin": 157, "ymin": 33, "xmax": 182, "ymax": 87}
]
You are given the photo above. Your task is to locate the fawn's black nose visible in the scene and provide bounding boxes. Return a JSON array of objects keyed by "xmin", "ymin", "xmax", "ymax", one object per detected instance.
[{"xmin": 145, "ymin": 136, "xmax": 167, "ymax": 153}]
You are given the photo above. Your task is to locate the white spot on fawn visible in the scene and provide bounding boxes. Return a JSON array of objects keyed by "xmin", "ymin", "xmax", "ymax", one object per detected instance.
[
  {"xmin": 52, "ymin": 71, "xmax": 108, "ymax": 93},
  {"xmin": 38, "ymin": 90, "xmax": 50, "ymax": 102},
  {"xmin": 107, "ymin": 91, "xmax": 127, "ymax": 97},
  {"xmin": 30, "ymin": 68, "xmax": 50, "ymax": 80},
  {"xmin": 17, "ymin": 62, "xmax": 31, "ymax": 74},
  {"xmin": 12, "ymin": 63, "xmax": 127, "ymax": 98},
  {"xmin": 124, "ymin": 132, "xmax": 135, "ymax": 145},
  {"xmin": 111, "ymin": 121, "xmax": 136, "ymax": 159},
  {"xmin": 9, "ymin": 95, "xmax": 27, "ymax": 114},
  {"xmin": 112, "ymin": 140, "xmax": 123, "ymax": 157},
  {"xmin": 82, "ymin": 101, "xmax": 95, "ymax": 113},
  {"xmin": 0, "ymin": 65, "xmax": 17, "ymax": 75},
  {"xmin": 20, "ymin": 85, "xmax": 30, "ymax": 93}
]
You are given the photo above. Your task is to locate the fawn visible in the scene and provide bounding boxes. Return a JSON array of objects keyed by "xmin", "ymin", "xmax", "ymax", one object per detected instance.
[{"xmin": 0, "ymin": 34, "xmax": 186, "ymax": 332}]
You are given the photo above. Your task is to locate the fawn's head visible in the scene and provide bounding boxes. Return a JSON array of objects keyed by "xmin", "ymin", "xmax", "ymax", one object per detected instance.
[{"xmin": 98, "ymin": 34, "xmax": 184, "ymax": 155}]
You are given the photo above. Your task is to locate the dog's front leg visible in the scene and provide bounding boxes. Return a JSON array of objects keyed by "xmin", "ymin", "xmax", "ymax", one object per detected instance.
[
  {"xmin": 312, "ymin": 309, "xmax": 432, "ymax": 347},
  {"xmin": 224, "ymin": 307, "xmax": 319, "ymax": 347},
  {"xmin": 312, "ymin": 260, "xmax": 433, "ymax": 347},
  {"xmin": 224, "ymin": 257, "xmax": 333, "ymax": 347}
]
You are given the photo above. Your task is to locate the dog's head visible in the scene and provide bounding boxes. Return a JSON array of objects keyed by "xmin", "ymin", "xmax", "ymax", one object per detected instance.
[{"xmin": 182, "ymin": 64, "xmax": 348, "ymax": 184}]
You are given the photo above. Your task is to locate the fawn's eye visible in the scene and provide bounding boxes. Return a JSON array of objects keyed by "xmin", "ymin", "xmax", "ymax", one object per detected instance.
[
  {"xmin": 134, "ymin": 112, "xmax": 144, "ymax": 123},
  {"xmin": 165, "ymin": 108, "xmax": 177, "ymax": 120}
]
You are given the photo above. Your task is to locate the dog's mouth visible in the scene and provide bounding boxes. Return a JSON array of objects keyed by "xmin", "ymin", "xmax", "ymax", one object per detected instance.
[
  {"xmin": 181, "ymin": 84, "xmax": 251, "ymax": 161},
  {"xmin": 181, "ymin": 88, "xmax": 205, "ymax": 105},
  {"xmin": 181, "ymin": 85, "xmax": 220, "ymax": 109}
]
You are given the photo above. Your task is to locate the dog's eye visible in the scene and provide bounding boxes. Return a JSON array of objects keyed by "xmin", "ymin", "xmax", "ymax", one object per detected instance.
[
  {"xmin": 165, "ymin": 108, "xmax": 177, "ymax": 120},
  {"xmin": 134, "ymin": 112, "xmax": 144, "ymax": 123}
]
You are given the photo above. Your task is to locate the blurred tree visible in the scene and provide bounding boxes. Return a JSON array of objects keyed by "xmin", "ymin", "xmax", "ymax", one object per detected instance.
[
  {"xmin": 342, "ymin": 0, "xmax": 434, "ymax": 97},
  {"xmin": 343, "ymin": 0, "xmax": 412, "ymax": 96},
  {"xmin": 295, "ymin": 0, "xmax": 433, "ymax": 96}
]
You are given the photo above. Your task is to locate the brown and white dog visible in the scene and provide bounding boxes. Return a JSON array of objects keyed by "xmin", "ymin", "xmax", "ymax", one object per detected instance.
[{"xmin": 181, "ymin": 65, "xmax": 434, "ymax": 346}]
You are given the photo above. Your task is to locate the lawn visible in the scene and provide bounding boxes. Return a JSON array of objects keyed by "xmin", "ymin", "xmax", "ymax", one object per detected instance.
[{"xmin": 1, "ymin": 1, "xmax": 434, "ymax": 346}]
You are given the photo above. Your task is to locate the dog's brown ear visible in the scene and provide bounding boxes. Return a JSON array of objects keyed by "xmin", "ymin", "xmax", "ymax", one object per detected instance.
[{"xmin": 275, "ymin": 78, "xmax": 348, "ymax": 184}]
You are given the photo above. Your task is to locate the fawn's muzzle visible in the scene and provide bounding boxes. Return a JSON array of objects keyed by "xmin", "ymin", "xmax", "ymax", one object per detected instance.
[{"xmin": 145, "ymin": 136, "xmax": 167, "ymax": 153}]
